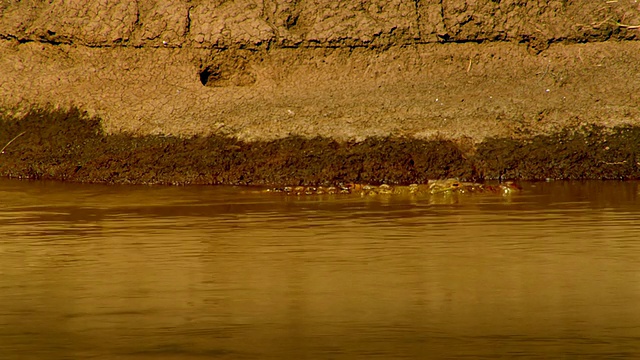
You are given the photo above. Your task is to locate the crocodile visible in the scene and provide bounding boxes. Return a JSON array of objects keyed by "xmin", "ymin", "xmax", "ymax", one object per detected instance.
[{"xmin": 263, "ymin": 179, "xmax": 521, "ymax": 196}]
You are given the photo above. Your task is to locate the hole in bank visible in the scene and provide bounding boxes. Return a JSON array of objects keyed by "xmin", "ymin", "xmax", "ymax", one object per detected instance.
[{"xmin": 198, "ymin": 62, "xmax": 256, "ymax": 87}]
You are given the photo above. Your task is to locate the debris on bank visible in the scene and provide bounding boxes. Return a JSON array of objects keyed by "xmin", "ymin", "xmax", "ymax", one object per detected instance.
[{"xmin": 262, "ymin": 180, "xmax": 521, "ymax": 197}]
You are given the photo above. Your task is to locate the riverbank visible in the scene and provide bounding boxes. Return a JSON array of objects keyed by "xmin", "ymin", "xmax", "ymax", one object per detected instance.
[
  {"xmin": 1, "ymin": 1, "xmax": 639, "ymax": 184},
  {"xmin": 1, "ymin": 107, "xmax": 639, "ymax": 185}
]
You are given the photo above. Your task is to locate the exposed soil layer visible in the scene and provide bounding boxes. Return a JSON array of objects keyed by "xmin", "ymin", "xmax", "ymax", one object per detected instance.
[
  {"xmin": 2, "ymin": 108, "xmax": 639, "ymax": 186},
  {"xmin": 3, "ymin": 41, "xmax": 640, "ymax": 142}
]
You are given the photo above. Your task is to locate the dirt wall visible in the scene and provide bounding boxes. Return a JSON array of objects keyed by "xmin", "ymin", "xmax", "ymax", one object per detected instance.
[
  {"xmin": 1, "ymin": 0, "xmax": 640, "ymax": 143},
  {"xmin": 1, "ymin": 0, "xmax": 638, "ymax": 47}
]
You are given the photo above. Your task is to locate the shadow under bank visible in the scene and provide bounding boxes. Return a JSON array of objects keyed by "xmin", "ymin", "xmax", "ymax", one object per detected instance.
[{"xmin": 1, "ymin": 107, "xmax": 639, "ymax": 186}]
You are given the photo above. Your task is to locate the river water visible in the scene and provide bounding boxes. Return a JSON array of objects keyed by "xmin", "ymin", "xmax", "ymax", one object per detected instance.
[{"xmin": 1, "ymin": 179, "xmax": 640, "ymax": 359}]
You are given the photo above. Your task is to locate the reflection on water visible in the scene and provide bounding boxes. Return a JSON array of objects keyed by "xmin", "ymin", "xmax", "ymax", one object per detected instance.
[{"xmin": 1, "ymin": 179, "xmax": 640, "ymax": 359}]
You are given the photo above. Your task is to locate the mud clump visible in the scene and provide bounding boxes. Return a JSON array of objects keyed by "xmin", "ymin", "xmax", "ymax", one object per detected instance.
[{"xmin": 1, "ymin": 108, "xmax": 640, "ymax": 186}]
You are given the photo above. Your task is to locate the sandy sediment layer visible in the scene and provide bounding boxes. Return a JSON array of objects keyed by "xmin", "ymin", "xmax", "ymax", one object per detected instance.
[{"xmin": 1, "ymin": 41, "xmax": 640, "ymax": 142}]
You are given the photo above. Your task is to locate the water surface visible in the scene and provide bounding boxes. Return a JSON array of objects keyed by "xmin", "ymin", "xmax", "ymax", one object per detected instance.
[{"xmin": 1, "ymin": 179, "xmax": 640, "ymax": 359}]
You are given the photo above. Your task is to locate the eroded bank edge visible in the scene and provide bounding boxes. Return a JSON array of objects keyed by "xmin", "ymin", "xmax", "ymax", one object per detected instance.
[{"xmin": 1, "ymin": 108, "xmax": 639, "ymax": 185}]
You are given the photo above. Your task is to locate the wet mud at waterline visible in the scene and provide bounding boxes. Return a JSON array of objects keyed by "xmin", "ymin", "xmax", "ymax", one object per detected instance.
[{"xmin": 2, "ymin": 108, "xmax": 640, "ymax": 186}]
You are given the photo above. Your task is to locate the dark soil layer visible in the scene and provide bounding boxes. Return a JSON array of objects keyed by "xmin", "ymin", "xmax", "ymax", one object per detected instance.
[{"xmin": 2, "ymin": 108, "xmax": 640, "ymax": 185}]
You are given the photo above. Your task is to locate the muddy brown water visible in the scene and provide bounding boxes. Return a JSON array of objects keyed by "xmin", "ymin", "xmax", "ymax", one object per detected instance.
[{"xmin": 1, "ymin": 179, "xmax": 640, "ymax": 359}]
